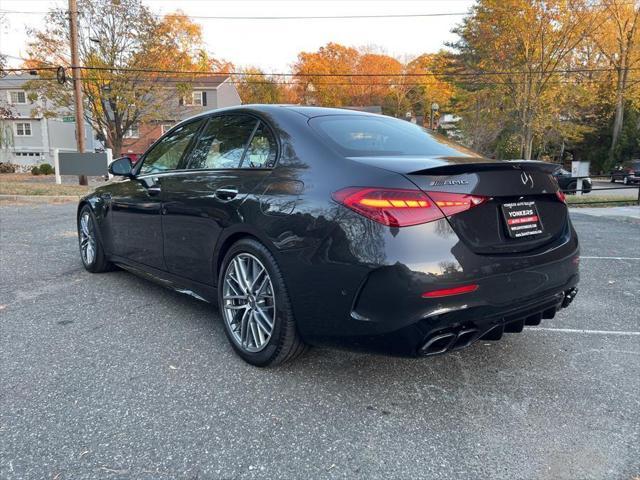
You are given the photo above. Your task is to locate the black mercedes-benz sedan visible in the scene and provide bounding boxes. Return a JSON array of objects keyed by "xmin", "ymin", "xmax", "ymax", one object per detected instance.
[{"xmin": 77, "ymin": 105, "xmax": 579, "ymax": 366}]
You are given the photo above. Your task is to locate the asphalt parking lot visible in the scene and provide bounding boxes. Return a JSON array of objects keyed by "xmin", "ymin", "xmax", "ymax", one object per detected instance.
[{"xmin": 1, "ymin": 203, "xmax": 638, "ymax": 480}]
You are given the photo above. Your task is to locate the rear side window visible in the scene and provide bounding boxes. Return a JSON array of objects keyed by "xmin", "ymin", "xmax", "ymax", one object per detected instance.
[
  {"xmin": 309, "ymin": 115, "xmax": 475, "ymax": 158},
  {"xmin": 188, "ymin": 114, "xmax": 258, "ymax": 170},
  {"xmin": 242, "ymin": 122, "xmax": 277, "ymax": 168},
  {"xmin": 138, "ymin": 119, "xmax": 204, "ymax": 175}
]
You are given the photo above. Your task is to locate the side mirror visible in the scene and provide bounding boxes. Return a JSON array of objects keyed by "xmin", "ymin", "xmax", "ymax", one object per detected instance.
[{"xmin": 108, "ymin": 157, "xmax": 133, "ymax": 177}]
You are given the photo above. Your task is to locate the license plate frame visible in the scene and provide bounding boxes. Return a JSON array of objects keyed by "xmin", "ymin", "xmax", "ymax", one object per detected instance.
[{"xmin": 501, "ymin": 200, "xmax": 544, "ymax": 239}]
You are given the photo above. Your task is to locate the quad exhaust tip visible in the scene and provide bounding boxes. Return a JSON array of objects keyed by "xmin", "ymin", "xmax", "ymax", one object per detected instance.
[
  {"xmin": 419, "ymin": 288, "xmax": 578, "ymax": 356},
  {"xmin": 562, "ymin": 287, "xmax": 578, "ymax": 308},
  {"xmin": 419, "ymin": 328, "xmax": 480, "ymax": 356}
]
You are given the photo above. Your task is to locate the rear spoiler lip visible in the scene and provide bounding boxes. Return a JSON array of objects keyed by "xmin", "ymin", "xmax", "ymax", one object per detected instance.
[{"xmin": 408, "ymin": 160, "xmax": 559, "ymax": 176}]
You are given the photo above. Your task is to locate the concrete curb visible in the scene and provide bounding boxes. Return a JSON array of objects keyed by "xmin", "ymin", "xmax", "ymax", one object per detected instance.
[{"xmin": 0, "ymin": 194, "xmax": 81, "ymax": 204}]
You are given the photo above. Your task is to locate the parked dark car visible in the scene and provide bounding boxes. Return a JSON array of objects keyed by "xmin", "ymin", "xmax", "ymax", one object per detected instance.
[
  {"xmin": 610, "ymin": 159, "xmax": 640, "ymax": 184},
  {"xmin": 77, "ymin": 106, "xmax": 579, "ymax": 366},
  {"xmin": 553, "ymin": 167, "xmax": 592, "ymax": 194}
]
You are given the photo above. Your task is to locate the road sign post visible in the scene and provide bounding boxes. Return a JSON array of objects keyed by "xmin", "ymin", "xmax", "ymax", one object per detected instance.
[
  {"xmin": 54, "ymin": 148, "xmax": 61, "ymax": 185},
  {"xmin": 571, "ymin": 161, "xmax": 590, "ymax": 196}
]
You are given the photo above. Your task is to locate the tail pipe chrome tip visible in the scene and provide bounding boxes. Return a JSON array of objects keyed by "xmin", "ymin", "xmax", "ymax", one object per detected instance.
[{"xmin": 562, "ymin": 287, "xmax": 578, "ymax": 308}]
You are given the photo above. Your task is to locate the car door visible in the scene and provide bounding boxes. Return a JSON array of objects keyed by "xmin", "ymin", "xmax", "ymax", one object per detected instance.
[
  {"xmin": 160, "ymin": 114, "xmax": 278, "ymax": 285},
  {"xmin": 109, "ymin": 119, "xmax": 205, "ymax": 270}
]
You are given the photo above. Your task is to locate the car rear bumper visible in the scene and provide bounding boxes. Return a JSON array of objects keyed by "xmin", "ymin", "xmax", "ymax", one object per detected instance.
[
  {"xmin": 283, "ymin": 212, "xmax": 580, "ymax": 356},
  {"xmin": 307, "ymin": 267, "xmax": 579, "ymax": 357}
]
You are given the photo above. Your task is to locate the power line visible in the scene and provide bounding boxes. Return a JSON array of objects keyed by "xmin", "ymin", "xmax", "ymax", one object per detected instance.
[
  {"xmin": 77, "ymin": 64, "xmax": 637, "ymax": 77},
  {"xmin": 3, "ymin": 64, "xmax": 632, "ymax": 79},
  {"xmin": 2, "ymin": 67, "xmax": 59, "ymax": 72},
  {"xmin": 7, "ymin": 73, "xmax": 618, "ymax": 87},
  {"xmin": 0, "ymin": 8, "xmax": 469, "ymax": 18},
  {"xmin": 2, "ymin": 1, "xmax": 636, "ymax": 18}
]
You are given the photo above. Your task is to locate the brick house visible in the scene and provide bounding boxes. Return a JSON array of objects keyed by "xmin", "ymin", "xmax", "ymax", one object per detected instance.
[{"xmin": 121, "ymin": 75, "xmax": 241, "ymax": 159}]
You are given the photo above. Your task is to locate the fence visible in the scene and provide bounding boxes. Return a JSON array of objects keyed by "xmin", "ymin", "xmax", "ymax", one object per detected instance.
[{"xmin": 561, "ymin": 175, "xmax": 640, "ymax": 206}]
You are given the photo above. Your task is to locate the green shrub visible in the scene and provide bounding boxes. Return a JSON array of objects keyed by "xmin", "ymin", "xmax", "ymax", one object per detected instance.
[
  {"xmin": 0, "ymin": 162, "xmax": 16, "ymax": 174},
  {"xmin": 31, "ymin": 166, "xmax": 41, "ymax": 175},
  {"xmin": 39, "ymin": 163, "xmax": 54, "ymax": 175}
]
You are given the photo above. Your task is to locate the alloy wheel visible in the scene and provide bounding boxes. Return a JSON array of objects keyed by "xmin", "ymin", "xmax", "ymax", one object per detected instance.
[
  {"xmin": 222, "ymin": 253, "xmax": 276, "ymax": 353},
  {"xmin": 79, "ymin": 211, "xmax": 96, "ymax": 266}
]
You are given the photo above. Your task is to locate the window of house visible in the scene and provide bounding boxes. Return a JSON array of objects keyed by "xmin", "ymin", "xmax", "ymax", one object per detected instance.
[
  {"xmin": 15, "ymin": 122, "xmax": 32, "ymax": 136},
  {"xmin": 124, "ymin": 125, "xmax": 140, "ymax": 138},
  {"xmin": 9, "ymin": 91, "xmax": 27, "ymax": 104},
  {"xmin": 183, "ymin": 91, "xmax": 206, "ymax": 107}
]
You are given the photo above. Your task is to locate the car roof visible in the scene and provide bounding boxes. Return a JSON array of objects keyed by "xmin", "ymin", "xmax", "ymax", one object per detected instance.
[
  {"xmin": 180, "ymin": 104, "xmax": 377, "ymax": 124},
  {"xmin": 276, "ymin": 105, "xmax": 378, "ymax": 118}
]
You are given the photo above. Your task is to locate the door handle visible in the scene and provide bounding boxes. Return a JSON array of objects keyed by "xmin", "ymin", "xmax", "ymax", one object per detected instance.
[
  {"xmin": 215, "ymin": 187, "xmax": 238, "ymax": 200},
  {"xmin": 147, "ymin": 185, "xmax": 161, "ymax": 196}
]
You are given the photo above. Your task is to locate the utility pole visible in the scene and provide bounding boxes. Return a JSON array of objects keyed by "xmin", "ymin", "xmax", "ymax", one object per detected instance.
[{"xmin": 69, "ymin": 0, "xmax": 87, "ymax": 186}]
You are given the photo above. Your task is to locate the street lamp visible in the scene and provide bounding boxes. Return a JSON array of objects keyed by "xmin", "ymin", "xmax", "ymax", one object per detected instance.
[{"xmin": 430, "ymin": 102, "xmax": 440, "ymax": 130}]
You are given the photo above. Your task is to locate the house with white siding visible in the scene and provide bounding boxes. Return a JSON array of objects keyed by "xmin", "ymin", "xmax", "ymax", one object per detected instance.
[{"xmin": 0, "ymin": 73, "xmax": 102, "ymax": 167}]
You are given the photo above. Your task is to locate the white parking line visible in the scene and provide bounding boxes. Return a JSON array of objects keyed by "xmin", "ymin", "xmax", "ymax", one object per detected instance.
[
  {"xmin": 581, "ymin": 256, "xmax": 640, "ymax": 260},
  {"xmin": 527, "ymin": 327, "xmax": 640, "ymax": 336}
]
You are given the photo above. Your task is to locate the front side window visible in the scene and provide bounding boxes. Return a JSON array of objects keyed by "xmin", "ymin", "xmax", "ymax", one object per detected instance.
[
  {"xmin": 9, "ymin": 91, "xmax": 27, "ymax": 104},
  {"xmin": 188, "ymin": 114, "xmax": 259, "ymax": 170},
  {"xmin": 138, "ymin": 119, "xmax": 204, "ymax": 175},
  {"xmin": 242, "ymin": 122, "xmax": 277, "ymax": 168},
  {"xmin": 15, "ymin": 122, "xmax": 32, "ymax": 136}
]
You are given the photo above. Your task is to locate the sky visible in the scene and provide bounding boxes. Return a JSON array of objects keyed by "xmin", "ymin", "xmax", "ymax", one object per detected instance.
[{"xmin": 0, "ymin": 0, "xmax": 476, "ymax": 72}]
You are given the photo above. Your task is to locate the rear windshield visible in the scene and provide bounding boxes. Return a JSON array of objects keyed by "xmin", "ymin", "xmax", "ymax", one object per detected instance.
[{"xmin": 309, "ymin": 115, "xmax": 476, "ymax": 157}]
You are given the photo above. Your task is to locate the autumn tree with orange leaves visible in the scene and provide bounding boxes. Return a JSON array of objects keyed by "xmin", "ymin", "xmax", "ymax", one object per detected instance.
[
  {"xmin": 452, "ymin": 0, "xmax": 597, "ymax": 160},
  {"xmin": 590, "ymin": 0, "xmax": 640, "ymax": 167},
  {"xmin": 24, "ymin": 0, "xmax": 225, "ymax": 155},
  {"xmin": 292, "ymin": 43, "xmax": 454, "ymax": 119},
  {"xmin": 234, "ymin": 68, "xmax": 298, "ymax": 104}
]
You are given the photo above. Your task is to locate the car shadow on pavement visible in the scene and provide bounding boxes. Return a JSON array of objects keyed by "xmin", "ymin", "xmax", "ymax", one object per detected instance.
[{"xmin": 108, "ymin": 266, "xmax": 522, "ymax": 386}]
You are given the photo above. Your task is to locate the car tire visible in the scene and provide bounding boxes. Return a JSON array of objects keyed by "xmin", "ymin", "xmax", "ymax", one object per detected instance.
[
  {"xmin": 218, "ymin": 238, "xmax": 307, "ymax": 367},
  {"xmin": 566, "ymin": 182, "xmax": 577, "ymax": 195},
  {"xmin": 78, "ymin": 205, "xmax": 113, "ymax": 273}
]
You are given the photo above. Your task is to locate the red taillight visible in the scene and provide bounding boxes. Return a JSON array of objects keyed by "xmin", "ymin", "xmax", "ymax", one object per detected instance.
[
  {"xmin": 427, "ymin": 192, "xmax": 489, "ymax": 216},
  {"xmin": 421, "ymin": 284, "xmax": 479, "ymax": 298},
  {"xmin": 332, "ymin": 187, "xmax": 488, "ymax": 227},
  {"xmin": 556, "ymin": 190, "xmax": 566, "ymax": 203},
  {"xmin": 332, "ymin": 187, "xmax": 442, "ymax": 227}
]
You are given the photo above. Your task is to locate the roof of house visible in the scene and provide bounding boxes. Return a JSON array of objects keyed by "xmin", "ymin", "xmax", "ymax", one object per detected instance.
[
  {"xmin": 0, "ymin": 73, "xmax": 232, "ymax": 90},
  {"xmin": 0, "ymin": 73, "xmax": 40, "ymax": 88},
  {"xmin": 155, "ymin": 75, "xmax": 231, "ymax": 89}
]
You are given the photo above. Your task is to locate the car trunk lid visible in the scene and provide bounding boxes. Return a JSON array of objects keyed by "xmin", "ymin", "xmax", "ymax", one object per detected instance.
[{"xmin": 350, "ymin": 156, "xmax": 567, "ymax": 254}]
